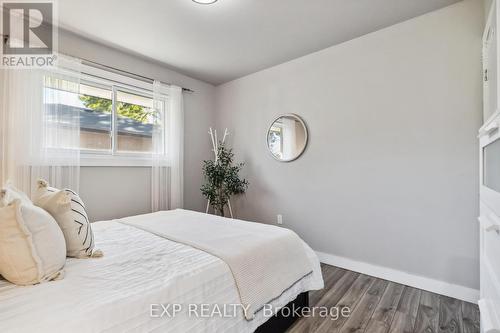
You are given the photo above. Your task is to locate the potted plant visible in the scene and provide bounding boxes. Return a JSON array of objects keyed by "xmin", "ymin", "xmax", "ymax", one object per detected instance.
[{"xmin": 201, "ymin": 142, "xmax": 248, "ymax": 217}]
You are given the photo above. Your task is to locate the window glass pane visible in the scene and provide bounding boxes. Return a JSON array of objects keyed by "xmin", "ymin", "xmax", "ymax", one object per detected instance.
[
  {"xmin": 44, "ymin": 75, "xmax": 165, "ymax": 156},
  {"xmin": 43, "ymin": 77, "xmax": 80, "ymax": 149},
  {"xmin": 43, "ymin": 77, "xmax": 112, "ymax": 151},
  {"xmin": 116, "ymin": 90, "xmax": 157, "ymax": 153},
  {"xmin": 78, "ymin": 83, "xmax": 113, "ymax": 150}
]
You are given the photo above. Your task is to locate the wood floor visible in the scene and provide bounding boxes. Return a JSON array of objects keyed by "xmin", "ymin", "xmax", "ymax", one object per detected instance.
[{"xmin": 287, "ymin": 263, "xmax": 480, "ymax": 333}]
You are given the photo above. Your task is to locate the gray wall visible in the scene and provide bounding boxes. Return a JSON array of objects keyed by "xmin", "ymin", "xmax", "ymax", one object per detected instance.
[
  {"xmin": 58, "ymin": 31, "xmax": 216, "ymax": 221},
  {"xmin": 80, "ymin": 167, "xmax": 151, "ymax": 221},
  {"xmin": 215, "ymin": 0, "xmax": 483, "ymax": 289}
]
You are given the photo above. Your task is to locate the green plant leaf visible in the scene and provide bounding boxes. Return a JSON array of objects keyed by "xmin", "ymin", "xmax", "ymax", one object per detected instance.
[{"xmin": 201, "ymin": 141, "xmax": 248, "ymax": 216}]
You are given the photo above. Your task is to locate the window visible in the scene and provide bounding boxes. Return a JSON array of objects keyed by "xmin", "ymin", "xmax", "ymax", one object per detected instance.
[
  {"xmin": 115, "ymin": 90, "xmax": 156, "ymax": 153},
  {"xmin": 43, "ymin": 67, "xmax": 167, "ymax": 166},
  {"xmin": 78, "ymin": 83, "xmax": 113, "ymax": 151}
]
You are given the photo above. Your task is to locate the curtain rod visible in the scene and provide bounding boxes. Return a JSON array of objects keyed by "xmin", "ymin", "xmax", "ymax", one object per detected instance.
[
  {"xmin": 0, "ymin": 33, "xmax": 195, "ymax": 93},
  {"xmin": 79, "ymin": 58, "xmax": 195, "ymax": 93}
]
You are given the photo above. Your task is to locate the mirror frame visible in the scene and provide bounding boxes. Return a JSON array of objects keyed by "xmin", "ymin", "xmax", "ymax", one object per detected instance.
[{"xmin": 266, "ymin": 113, "xmax": 309, "ymax": 162}]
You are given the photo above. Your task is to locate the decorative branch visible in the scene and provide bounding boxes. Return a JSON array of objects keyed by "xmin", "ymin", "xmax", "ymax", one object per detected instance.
[{"xmin": 202, "ymin": 128, "xmax": 248, "ymax": 218}]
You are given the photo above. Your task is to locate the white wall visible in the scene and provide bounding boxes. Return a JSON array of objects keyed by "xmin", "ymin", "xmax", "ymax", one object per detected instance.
[
  {"xmin": 215, "ymin": 0, "xmax": 483, "ymax": 290},
  {"xmin": 58, "ymin": 31, "xmax": 216, "ymax": 221}
]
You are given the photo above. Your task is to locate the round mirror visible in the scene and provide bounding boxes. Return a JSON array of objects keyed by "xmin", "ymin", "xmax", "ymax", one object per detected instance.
[{"xmin": 267, "ymin": 114, "xmax": 308, "ymax": 162}]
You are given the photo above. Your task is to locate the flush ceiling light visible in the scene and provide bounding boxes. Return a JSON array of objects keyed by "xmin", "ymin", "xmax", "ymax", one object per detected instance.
[{"xmin": 192, "ymin": 0, "xmax": 217, "ymax": 4}]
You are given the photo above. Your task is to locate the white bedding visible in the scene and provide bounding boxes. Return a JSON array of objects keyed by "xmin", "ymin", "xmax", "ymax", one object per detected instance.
[
  {"xmin": 0, "ymin": 217, "xmax": 323, "ymax": 333},
  {"xmin": 121, "ymin": 209, "xmax": 314, "ymax": 320}
]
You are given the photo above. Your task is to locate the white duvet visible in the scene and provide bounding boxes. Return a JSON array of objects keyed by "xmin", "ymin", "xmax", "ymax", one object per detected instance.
[
  {"xmin": 122, "ymin": 209, "xmax": 314, "ymax": 320},
  {"xmin": 0, "ymin": 217, "xmax": 323, "ymax": 333}
]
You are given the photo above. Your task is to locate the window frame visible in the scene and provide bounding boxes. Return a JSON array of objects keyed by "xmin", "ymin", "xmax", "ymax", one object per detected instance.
[{"xmin": 47, "ymin": 63, "xmax": 169, "ymax": 167}]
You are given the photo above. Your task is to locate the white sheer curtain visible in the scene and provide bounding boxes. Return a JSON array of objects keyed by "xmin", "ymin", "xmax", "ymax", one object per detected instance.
[
  {"xmin": 168, "ymin": 85, "xmax": 184, "ymax": 209},
  {"xmin": 151, "ymin": 82, "xmax": 184, "ymax": 212},
  {"xmin": 0, "ymin": 56, "xmax": 82, "ymax": 197}
]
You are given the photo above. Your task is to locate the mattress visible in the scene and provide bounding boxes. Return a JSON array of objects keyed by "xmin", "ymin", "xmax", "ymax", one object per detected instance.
[{"xmin": 0, "ymin": 218, "xmax": 323, "ymax": 333}]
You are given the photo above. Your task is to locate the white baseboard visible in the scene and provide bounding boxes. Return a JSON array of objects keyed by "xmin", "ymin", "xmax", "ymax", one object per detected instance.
[{"xmin": 315, "ymin": 250, "xmax": 479, "ymax": 304}]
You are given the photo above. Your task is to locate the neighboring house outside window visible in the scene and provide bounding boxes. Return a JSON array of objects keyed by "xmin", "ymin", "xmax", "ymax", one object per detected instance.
[{"xmin": 43, "ymin": 66, "xmax": 168, "ymax": 166}]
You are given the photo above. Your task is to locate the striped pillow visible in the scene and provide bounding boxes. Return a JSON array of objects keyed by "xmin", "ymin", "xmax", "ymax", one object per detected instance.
[{"xmin": 33, "ymin": 179, "xmax": 103, "ymax": 259}]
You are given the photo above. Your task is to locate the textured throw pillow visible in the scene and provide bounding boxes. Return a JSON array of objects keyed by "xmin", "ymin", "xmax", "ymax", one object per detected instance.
[
  {"xmin": 33, "ymin": 180, "xmax": 103, "ymax": 259},
  {"xmin": 0, "ymin": 198, "xmax": 66, "ymax": 285},
  {"xmin": 0, "ymin": 182, "xmax": 31, "ymax": 207}
]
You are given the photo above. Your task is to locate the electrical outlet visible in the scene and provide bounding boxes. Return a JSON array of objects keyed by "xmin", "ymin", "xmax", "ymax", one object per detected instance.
[{"xmin": 277, "ymin": 214, "xmax": 283, "ymax": 225}]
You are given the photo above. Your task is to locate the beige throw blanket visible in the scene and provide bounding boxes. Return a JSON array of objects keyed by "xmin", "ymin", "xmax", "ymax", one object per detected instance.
[{"xmin": 120, "ymin": 209, "xmax": 313, "ymax": 320}]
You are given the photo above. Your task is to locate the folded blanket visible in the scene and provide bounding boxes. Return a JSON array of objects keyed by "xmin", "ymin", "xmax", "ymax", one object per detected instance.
[{"xmin": 120, "ymin": 209, "xmax": 313, "ymax": 320}]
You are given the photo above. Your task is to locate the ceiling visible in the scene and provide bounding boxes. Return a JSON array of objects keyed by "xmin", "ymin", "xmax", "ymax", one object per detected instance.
[{"xmin": 56, "ymin": 0, "xmax": 461, "ymax": 85}]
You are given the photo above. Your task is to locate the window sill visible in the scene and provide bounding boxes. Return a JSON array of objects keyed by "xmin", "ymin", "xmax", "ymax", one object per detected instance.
[{"xmin": 81, "ymin": 154, "xmax": 157, "ymax": 167}]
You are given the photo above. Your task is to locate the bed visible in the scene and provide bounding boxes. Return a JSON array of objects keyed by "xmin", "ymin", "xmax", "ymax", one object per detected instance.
[{"xmin": 0, "ymin": 210, "xmax": 323, "ymax": 333}]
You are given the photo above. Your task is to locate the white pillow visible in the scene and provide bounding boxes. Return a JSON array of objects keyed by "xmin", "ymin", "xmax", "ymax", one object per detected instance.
[
  {"xmin": 33, "ymin": 179, "xmax": 103, "ymax": 259},
  {"xmin": 0, "ymin": 182, "xmax": 31, "ymax": 207},
  {"xmin": 0, "ymin": 199, "xmax": 66, "ymax": 285}
]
